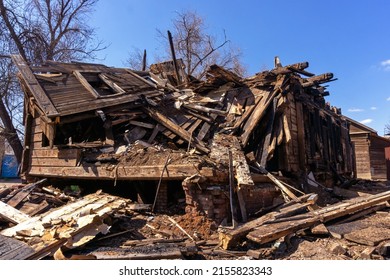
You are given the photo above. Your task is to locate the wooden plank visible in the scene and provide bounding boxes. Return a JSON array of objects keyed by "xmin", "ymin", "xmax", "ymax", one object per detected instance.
[
  {"xmin": 73, "ymin": 70, "xmax": 100, "ymax": 98},
  {"xmin": 246, "ymin": 190, "xmax": 390, "ymax": 245},
  {"xmin": 143, "ymin": 107, "xmax": 209, "ymax": 154},
  {"xmin": 30, "ymin": 157, "xmax": 78, "ymax": 167},
  {"xmin": 148, "ymin": 124, "xmax": 161, "ymax": 143},
  {"xmin": 0, "ymin": 235, "xmax": 35, "ymax": 260},
  {"xmin": 7, "ymin": 179, "xmax": 47, "ymax": 208},
  {"xmin": 1, "ymin": 192, "xmax": 130, "ymax": 259},
  {"xmin": 0, "ymin": 200, "xmax": 31, "ymax": 224},
  {"xmin": 11, "ymin": 55, "xmax": 59, "ymax": 116},
  {"xmin": 129, "ymin": 120, "xmax": 155, "ymax": 129},
  {"xmin": 256, "ymin": 165, "xmax": 298, "ymax": 201},
  {"xmin": 344, "ymin": 227, "xmax": 390, "ymax": 246},
  {"xmin": 241, "ymin": 76, "xmax": 286, "ymax": 146},
  {"xmin": 295, "ymin": 102, "xmax": 306, "ymax": 169},
  {"xmin": 219, "ymin": 196, "xmax": 316, "ymax": 249},
  {"xmin": 91, "ymin": 247, "xmax": 183, "ymax": 260},
  {"xmin": 28, "ymin": 165, "xmax": 215, "ymax": 181},
  {"xmin": 19, "ymin": 200, "xmax": 50, "ymax": 216},
  {"xmin": 31, "ymin": 148, "xmax": 80, "ymax": 159}
]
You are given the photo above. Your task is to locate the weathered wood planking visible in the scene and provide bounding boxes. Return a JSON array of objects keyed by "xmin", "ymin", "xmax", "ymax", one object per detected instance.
[
  {"xmin": 30, "ymin": 157, "xmax": 78, "ymax": 167},
  {"xmin": 28, "ymin": 165, "xmax": 215, "ymax": 180},
  {"xmin": 0, "ymin": 201, "xmax": 31, "ymax": 224},
  {"xmin": 11, "ymin": 55, "xmax": 58, "ymax": 117},
  {"xmin": 0, "ymin": 234, "xmax": 35, "ymax": 260}
]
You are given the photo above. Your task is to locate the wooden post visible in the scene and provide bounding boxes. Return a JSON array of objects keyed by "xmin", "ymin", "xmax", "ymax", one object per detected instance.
[
  {"xmin": 167, "ymin": 30, "xmax": 181, "ymax": 85},
  {"xmin": 229, "ymin": 150, "xmax": 237, "ymax": 228},
  {"xmin": 142, "ymin": 49, "xmax": 147, "ymax": 71}
]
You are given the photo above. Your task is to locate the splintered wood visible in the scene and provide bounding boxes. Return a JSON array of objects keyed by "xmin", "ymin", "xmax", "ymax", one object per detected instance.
[
  {"xmin": 0, "ymin": 191, "xmax": 130, "ymax": 259},
  {"xmin": 219, "ymin": 190, "xmax": 390, "ymax": 249}
]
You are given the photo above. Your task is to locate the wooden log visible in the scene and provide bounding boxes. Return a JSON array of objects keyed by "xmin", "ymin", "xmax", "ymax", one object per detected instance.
[
  {"xmin": 301, "ymin": 73, "xmax": 334, "ymax": 88},
  {"xmin": 270, "ymin": 62, "xmax": 309, "ymax": 75},
  {"xmin": 219, "ymin": 196, "xmax": 316, "ymax": 249},
  {"xmin": 246, "ymin": 190, "xmax": 390, "ymax": 245},
  {"xmin": 143, "ymin": 107, "xmax": 209, "ymax": 154}
]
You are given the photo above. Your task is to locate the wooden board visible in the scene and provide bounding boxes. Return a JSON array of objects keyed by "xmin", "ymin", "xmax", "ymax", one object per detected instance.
[
  {"xmin": 11, "ymin": 55, "xmax": 58, "ymax": 116},
  {"xmin": 344, "ymin": 227, "xmax": 390, "ymax": 246},
  {"xmin": 0, "ymin": 201, "xmax": 31, "ymax": 224},
  {"xmin": 0, "ymin": 234, "xmax": 35, "ymax": 260},
  {"xmin": 28, "ymin": 165, "xmax": 215, "ymax": 181},
  {"xmin": 327, "ymin": 219, "xmax": 370, "ymax": 239}
]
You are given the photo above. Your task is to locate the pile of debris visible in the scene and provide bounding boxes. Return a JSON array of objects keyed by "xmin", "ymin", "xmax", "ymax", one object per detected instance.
[{"xmin": 1, "ymin": 179, "xmax": 390, "ymax": 260}]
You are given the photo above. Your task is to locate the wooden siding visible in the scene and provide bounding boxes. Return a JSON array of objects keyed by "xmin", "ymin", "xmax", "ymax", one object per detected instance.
[{"xmin": 370, "ymin": 136, "xmax": 390, "ymax": 180}]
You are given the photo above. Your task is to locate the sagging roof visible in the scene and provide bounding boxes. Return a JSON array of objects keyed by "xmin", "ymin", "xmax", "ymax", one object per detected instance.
[{"xmin": 12, "ymin": 55, "xmax": 156, "ymax": 117}]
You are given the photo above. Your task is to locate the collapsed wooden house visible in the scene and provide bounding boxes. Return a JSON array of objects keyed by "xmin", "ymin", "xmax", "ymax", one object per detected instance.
[{"xmin": 13, "ymin": 54, "xmax": 354, "ymax": 223}]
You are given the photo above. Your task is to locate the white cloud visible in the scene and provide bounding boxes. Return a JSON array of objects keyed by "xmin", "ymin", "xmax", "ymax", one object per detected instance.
[
  {"xmin": 370, "ymin": 107, "xmax": 377, "ymax": 110},
  {"xmin": 360, "ymin": 119, "xmax": 373, "ymax": 125},
  {"xmin": 348, "ymin": 108, "xmax": 364, "ymax": 112},
  {"xmin": 381, "ymin": 59, "xmax": 390, "ymax": 71},
  {"xmin": 387, "ymin": 97, "xmax": 390, "ymax": 101}
]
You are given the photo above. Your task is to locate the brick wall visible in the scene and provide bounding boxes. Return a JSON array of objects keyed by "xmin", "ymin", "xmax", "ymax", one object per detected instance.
[{"xmin": 183, "ymin": 175, "xmax": 281, "ymax": 224}]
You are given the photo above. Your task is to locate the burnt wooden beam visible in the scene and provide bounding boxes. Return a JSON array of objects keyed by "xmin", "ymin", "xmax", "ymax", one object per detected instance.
[{"xmin": 143, "ymin": 107, "xmax": 210, "ymax": 154}]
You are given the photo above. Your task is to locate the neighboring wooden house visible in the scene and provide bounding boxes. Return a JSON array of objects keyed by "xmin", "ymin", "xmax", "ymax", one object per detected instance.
[
  {"xmin": 12, "ymin": 54, "xmax": 354, "ymax": 222},
  {"xmin": 346, "ymin": 117, "xmax": 390, "ymax": 180}
]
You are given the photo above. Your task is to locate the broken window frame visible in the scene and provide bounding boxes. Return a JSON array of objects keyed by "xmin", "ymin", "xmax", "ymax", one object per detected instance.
[{"xmin": 73, "ymin": 70, "xmax": 126, "ymax": 98}]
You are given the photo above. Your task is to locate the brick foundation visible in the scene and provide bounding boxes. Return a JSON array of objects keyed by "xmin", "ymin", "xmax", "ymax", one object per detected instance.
[{"xmin": 183, "ymin": 175, "xmax": 281, "ymax": 224}]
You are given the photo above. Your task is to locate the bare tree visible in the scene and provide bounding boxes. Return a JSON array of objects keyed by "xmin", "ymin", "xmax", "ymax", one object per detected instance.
[
  {"xmin": 128, "ymin": 10, "xmax": 245, "ymax": 79},
  {"xmin": 385, "ymin": 123, "xmax": 390, "ymax": 136},
  {"xmin": 0, "ymin": 0, "xmax": 104, "ymax": 164},
  {"xmin": 161, "ymin": 11, "xmax": 245, "ymax": 79},
  {"xmin": 126, "ymin": 47, "xmax": 148, "ymax": 71}
]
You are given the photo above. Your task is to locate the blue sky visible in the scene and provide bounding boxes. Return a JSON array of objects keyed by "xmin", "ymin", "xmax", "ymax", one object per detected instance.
[{"xmin": 89, "ymin": 0, "xmax": 390, "ymax": 135}]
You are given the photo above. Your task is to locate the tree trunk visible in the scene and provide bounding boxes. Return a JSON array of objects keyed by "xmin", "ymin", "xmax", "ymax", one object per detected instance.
[{"xmin": 0, "ymin": 98, "xmax": 23, "ymax": 164}]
